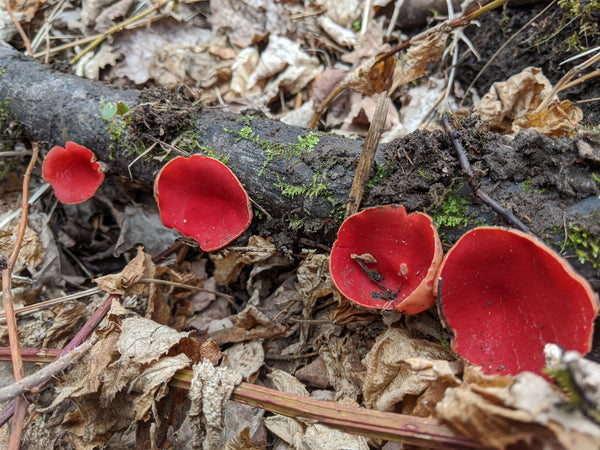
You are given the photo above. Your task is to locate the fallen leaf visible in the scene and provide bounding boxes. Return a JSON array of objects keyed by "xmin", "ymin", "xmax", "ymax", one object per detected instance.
[
  {"xmin": 362, "ymin": 326, "xmax": 454, "ymax": 411},
  {"xmin": 210, "ymin": 0, "xmax": 288, "ymax": 48}
]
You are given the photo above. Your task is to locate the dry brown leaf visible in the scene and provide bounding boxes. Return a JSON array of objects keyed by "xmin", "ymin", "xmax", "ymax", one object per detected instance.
[
  {"xmin": 343, "ymin": 54, "xmax": 396, "ymax": 96},
  {"xmin": 296, "ymin": 250, "xmax": 333, "ymax": 313},
  {"xmin": 392, "ymin": 22, "xmax": 451, "ymax": 90},
  {"xmin": 436, "ymin": 366, "xmax": 600, "ymax": 449},
  {"xmin": 294, "ymin": 356, "xmax": 331, "ymax": 388},
  {"xmin": 362, "ymin": 326, "xmax": 454, "ymax": 411},
  {"xmin": 522, "ymin": 100, "xmax": 583, "ymax": 137},
  {"xmin": 12, "ymin": 0, "xmax": 46, "ymax": 22},
  {"xmin": 314, "ymin": 0, "xmax": 360, "ymax": 28},
  {"xmin": 42, "ymin": 300, "xmax": 88, "ymax": 349},
  {"xmin": 93, "ymin": 246, "xmax": 154, "ymax": 295},
  {"xmin": 0, "ymin": 224, "xmax": 44, "ymax": 274},
  {"xmin": 210, "ymin": 0, "xmax": 288, "ymax": 48},
  {"xmin": 474, "ymin": 67, "xmax": 583, "ymax": 135}
]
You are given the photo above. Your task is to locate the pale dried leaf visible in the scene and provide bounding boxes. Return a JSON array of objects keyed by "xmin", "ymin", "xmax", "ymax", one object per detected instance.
[
  {"xmin": 94, "ymin": 0, "xmax": 135, "ymax": 32},
  {"xmin": 436, "ymin": 368, "xmax": 600, "ymax": 449},
  {"xmin": 268, "ymin": 369, "xmax": 310, "ymax": 397},
  {"xmin": 109, "ymin": 22, "xmax": 212, "ymax": 85},
  {"xmin": 362, "ymin": 326, "xmax": 453, "ymax": 410},
  {"xmin": 317, "ymin": 15, "xmax": 357, "ymax": 48},
  {"xmin": 211, "ymin": 251, "xmax": 245, "ymax": 285},
  {"xmin": 474, "ymin": 67, "xmax": 582, "ymax": 135},
  {"xmin": 223, "ymin": 341, "xmax": 265, "ymax": 380},
  {"xmin": 210, "ymin": 0, "xmax": 288, "ymax": 48},
  {"xmin": 230, "ymin": 47, "xmax": 260, "ymax": 96},
  {"xmin": 188, "ymin": 359, "xmax": 243, "ymax": 448},
  {"xmin": 296, "ymin": 250, "xmax": 333, "ymax": 313},
  {"xmin": 264, "ymin": 414, "xmax": 304, "ymax": 445},
  {"xmin": 280, "ymin": 99, "xmax": 315, "ymax": 128},
  {"xmin": 0, "ymin": 225, "xmax": 44, "ymax": 274},
  {"xmin": 294, "ymin": 423, "xmax": 369, "ymax": 450},
  {"xmin": 130, "ymin": 353, "xmax": 191, "ymax": 421},
  {"xmin": 315, "ymin": 0, "xmax": 360, "ymax": 28},
  {"xmin": 247, "ymin": 35, "xmax": 319, "ymax": 90},
  {"xmin": 117, "ymin": 316, "xmax": 189, "ymax": 364}
]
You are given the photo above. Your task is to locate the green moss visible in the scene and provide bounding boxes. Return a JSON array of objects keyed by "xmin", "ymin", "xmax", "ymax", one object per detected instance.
[
  {"xmin": 178, "ymin": 130, "xmax": 230, "ymax": 164},
  {"xmin": 558, "ymin": 0, "xmax": 600, "ymax": 53},
  {"xmin": 565, "ymin": 224, "xmax": 600, "ymax": 270},
  {"xmin": 101, "ymin": 100, "xmax": 137, "ymax": 159},
  {"xmin": 274, "ymin": 172, "xmax": 330, "ymax": 199},
  {"xmin": 522, "ymin": 179, "xmax": 531, "ymax": 193},
  {"xmin": 224, "ymin": 124, "xmax": 320, "ymax": 176},
  {"xmin": 432, "ymin": 181, "xmax": 471, "ymax": 229}
]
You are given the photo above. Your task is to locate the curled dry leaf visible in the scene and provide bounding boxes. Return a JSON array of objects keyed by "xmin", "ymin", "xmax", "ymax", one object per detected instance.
[
  {"xmin": 435, "ymin": 367, "xmax": 600, "ymax": 449},
  {"xmin": 94, "ymin": 246, "xmax": 155, "ymax": 295},
  {"xmin": 474, "ymin": 67, "xmax": 582, "ymax": 136},
  {"xmin": 362, "ymin": 326, "xmax": 455, "ymax": 411}
]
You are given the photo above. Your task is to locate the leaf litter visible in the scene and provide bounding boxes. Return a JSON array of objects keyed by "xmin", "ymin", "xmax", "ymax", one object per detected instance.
[{"xmin": 1, "ymin": 1, "xmax": 600, "ymax": 449}]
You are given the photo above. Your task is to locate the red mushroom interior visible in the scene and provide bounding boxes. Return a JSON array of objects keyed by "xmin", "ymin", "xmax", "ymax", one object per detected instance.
[
  {"xmin": 329, "ymin": 205, "xmax": 442, "ymax": 314},
  {"xmin": 42, "ymin": 142, "xmax": 105, "ymax": 204},
  {"xmin": 154, "ymin": 155, "xmax": 252, "ymax": 252},
  {"xmin": 436, "ymin": 227, "xmax": 599, "ymax": 377}
]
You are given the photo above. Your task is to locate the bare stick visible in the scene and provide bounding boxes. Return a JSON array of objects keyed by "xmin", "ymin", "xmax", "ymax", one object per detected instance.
[
  {"xmin": 442, "ymin": 114, "xmax": 530, "ymax": 234},
  {"xmin": 170, "ymin": 371, "xmax": 482, "ymax": 448},
  {"xmin": 345, "ymin": 93, "xmax": 389, "ymax": 217},
  {"xmin": 0, "ymin": 341, "xmax": 92, "ymax": 404},
  {"xmin": 4, "ymin": 0, "xmax": 32, "ymax": 56}
]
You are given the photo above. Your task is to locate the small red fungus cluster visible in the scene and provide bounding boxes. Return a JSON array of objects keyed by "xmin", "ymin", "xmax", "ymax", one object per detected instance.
[
  {"xmin": 43, "ymin": 142, "xmax": 252, "ymax": 252},
  {"xmin": 42, "ymin": 142, "xmax": 105, "ymax": 204},
  {"xmin": 329, "ymin": 205, "xmax": 599, "ymax": 377}
]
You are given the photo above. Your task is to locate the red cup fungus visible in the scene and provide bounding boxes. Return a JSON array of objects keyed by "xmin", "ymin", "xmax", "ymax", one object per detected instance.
[
  {"xmin": 42, "ymin": 142, "xmax": 105, "ymax": 204},
  {"xmin": 329, "ymin": 205, "xmax": 443, "ymax": 314},
  {"xmin": 154, "ymin": 154, "xmax": 252, "ymax": 252},
  {"xmin": 435, "ymin": 227, "xmax": 599, "ymax": 377}
]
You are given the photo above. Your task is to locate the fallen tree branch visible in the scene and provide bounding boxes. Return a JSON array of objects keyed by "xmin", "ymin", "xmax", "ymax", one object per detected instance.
[{"xmin": 1, "ymin": 41, "xmax": 599, "ymax": 289}]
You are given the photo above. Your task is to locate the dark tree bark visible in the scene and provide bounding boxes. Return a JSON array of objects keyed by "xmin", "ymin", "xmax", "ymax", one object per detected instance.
[{"xmin": 1, "ymin": 41, "xmax": 599, "ymax": 289}]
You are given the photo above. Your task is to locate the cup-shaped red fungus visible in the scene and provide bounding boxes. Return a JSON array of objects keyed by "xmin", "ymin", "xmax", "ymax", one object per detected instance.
[
  {"xmin": 330, "ymin": 205, "xmax": 443, "ymax": 314},
  {"xmin": 154, "ymin": 155, "xmax": 252, "ymax": 252},
  {"xmin": 42, "ymin": 142, "xmax": 105, "ymax": 204},
  {"xmin": 435, "ymin": 227, "xmax": 599, "ymax": 377}
]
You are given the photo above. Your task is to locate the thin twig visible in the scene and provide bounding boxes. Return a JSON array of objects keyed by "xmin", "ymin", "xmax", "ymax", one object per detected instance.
[
  {"xmin": 0, "ymin": 341, "xmax": 92, "ymax": 404},
  {"xmin": 0, "ymin": 143, "xmax": 39, "ymax": 449},
  {"xmin": 0, "ymin": 287, "xmax": 104, "ymax": 319},
  {"xmin": 138, "ymin": 278, "xmax": 235, "ymax": 302},
  {"xmin": 442, "ymin": 114, "xmax": 530, "ymax": 234},
  {"xmin": 4, "ymin": 0, "xmax": 32, "ymax": 56},
  {"xmin": 169, "ymin": 372, "xmax": 482, "ymax": 448},
  {"xmin": 0, "ymin": 347, "xmax": 60, "ymax": 363}
]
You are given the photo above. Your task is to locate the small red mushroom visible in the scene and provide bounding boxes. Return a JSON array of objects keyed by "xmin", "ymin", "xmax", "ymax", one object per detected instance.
[
  {"xmin": 435, "ymin": 227, "xmax": 599, "ymax": 377},
  {"xmin": 42, "ymin": 142, "xmax": 105, "ymax": 204},
  {"xmin": 329, "ymin": 205, "xmax": 443, "ymax": 314},
  {"xmin": 154, "ymin": 155, "xmax": 252, "ymax": 252}
]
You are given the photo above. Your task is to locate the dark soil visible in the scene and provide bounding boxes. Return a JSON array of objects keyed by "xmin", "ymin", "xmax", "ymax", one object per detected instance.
[{"xmin": 456, "ymin": 2, "xmax": 600, "ymax": 123}]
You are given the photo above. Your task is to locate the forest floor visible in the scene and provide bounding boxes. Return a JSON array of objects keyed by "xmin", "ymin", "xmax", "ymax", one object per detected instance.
[{"xmin": 0, "ymin": 1, "xmax": 600, "ymax": 449}]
